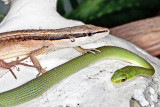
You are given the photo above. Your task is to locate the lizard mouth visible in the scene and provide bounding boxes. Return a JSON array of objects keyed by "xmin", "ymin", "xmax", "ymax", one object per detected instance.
[{"xmin": 93, "ymin": 30, "xmax": 109, "ymax": 35}]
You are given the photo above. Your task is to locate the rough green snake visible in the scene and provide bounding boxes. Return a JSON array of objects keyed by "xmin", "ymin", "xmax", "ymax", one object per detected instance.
[{"xmin": 0, "ymin": 46, "xmax": 155, "ymax": 107}]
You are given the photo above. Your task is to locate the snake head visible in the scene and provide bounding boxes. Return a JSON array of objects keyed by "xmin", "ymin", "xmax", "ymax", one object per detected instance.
[{"xmin": 111, "ymin": 66, "xmax": 134, "ymax": 84}]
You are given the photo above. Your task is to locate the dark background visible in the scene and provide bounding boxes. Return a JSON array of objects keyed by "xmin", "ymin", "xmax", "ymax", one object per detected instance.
[
  {"xmin": 0, "ymin": 0, "xmax": 10, "ymax": 22},
  {"xmin": 1, "ymin": 0, "xmax": 160, "ymax": 28}
]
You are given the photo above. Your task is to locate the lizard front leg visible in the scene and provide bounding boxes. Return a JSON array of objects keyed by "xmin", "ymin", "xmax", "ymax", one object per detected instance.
[
  {"xmin": 28, "ymin": 46, "xmax": 49, "ymax": 77},
  {"xmin": 29, "ymin": 46, "xmax": 100, "ymax": 77}
]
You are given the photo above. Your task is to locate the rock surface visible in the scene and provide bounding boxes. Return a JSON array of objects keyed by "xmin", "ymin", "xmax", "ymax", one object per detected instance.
[{"xmin": 0, "ymin": 0, "xmax": 160, "ymax": 107}]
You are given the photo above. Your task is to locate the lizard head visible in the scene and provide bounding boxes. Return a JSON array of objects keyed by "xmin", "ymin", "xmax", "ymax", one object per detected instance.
[
  {"xmin": 70, "ymin": 24, "xmax": 110, "ymax": 40},
  {"xmin": 50, "ymin": 24, "xmax": 110, "ymax": 48},
  {"xmin": 61, "ymin": 24, "xmax": 110, "ymax": 46}
]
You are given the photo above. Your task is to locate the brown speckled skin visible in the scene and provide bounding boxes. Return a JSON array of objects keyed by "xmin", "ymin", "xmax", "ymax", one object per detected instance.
[{"xmin": 0, "ymin": 24, "xmax": 109, "ymax": 59}]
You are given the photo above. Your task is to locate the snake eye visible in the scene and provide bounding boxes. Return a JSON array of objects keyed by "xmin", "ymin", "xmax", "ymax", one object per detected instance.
[{"xmin": 121, "ymin": 77, "xmax": 127, "ymax": 82}]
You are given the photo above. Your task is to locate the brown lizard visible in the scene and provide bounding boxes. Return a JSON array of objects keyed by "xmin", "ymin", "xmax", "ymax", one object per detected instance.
[{"xmin": 0, "ymin": 24, "xmax": 109, "ymax": 79}]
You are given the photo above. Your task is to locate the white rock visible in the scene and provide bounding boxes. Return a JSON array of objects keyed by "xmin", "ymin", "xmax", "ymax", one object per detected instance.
[{"xmin": 0, "ymin": 0, "xmax": 160, "ymax": 107}]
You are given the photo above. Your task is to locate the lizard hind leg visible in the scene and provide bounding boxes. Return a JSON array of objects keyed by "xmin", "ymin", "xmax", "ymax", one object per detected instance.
[
  {"xmin": 0, "ymin": 46, "xmax": 50, "ymax": 79},
  {"xmin": 0, "ymin": 59, "xmax": 18, "ymax": 79},
  {"xmin": 9, "ymin": 68, "xmax": 17, "ymax": 79},
  {"xmin": 0, "ymin": 56, "xmax": 35, "ymax": 79},
  {"xmin": 0, "ymin": 56, "xmax": 38, "ymax": 79}
]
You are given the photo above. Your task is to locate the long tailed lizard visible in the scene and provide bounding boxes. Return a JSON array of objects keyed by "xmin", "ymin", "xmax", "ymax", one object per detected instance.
[{"xmin": 0, "ymin": 24, "xmax": 109, "ymax": 79}]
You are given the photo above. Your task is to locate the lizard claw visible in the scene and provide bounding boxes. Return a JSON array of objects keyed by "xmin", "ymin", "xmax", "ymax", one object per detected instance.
[
  {"xmin": 74, "ymin": 46, "xmax": 101, "ymax": 54},
  {"xmin": 80, "ymin": 48, "xmax": 101, "ymax": 54},
  {"xmin": 36, "ymin": 67, "xmax": 47, "ymax": 77}
]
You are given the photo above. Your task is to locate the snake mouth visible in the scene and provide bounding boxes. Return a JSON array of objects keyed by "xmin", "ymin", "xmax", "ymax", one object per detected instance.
[{"xmin": 110, "ymin": 79, "xmax": 121, "ymax": 84}]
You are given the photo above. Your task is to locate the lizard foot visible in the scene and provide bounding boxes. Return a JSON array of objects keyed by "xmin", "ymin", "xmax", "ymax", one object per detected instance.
[{"xmin": 74, "ymin": 46, "xmax": 101, "ymax": 54}]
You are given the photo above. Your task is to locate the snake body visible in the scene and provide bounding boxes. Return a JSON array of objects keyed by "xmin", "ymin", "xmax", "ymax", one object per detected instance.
[{"xmin": 0, "ymin": 46, "xmax": 155, "ymax": 107}]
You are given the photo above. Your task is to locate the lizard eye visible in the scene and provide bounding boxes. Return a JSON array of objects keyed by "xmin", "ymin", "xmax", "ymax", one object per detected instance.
[
  {"xmin": 87, "ymin": 32, "xmax": 92, "ymax": 36},
  {"xmin": 121, "ymin": 77, "xmax": 127, "ymax": 82}
]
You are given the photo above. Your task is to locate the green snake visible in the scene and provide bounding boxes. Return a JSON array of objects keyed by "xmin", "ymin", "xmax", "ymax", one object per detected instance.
[{"xmin": 0, "ymin": 46, "xmax": 155, "ymax": 107}]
